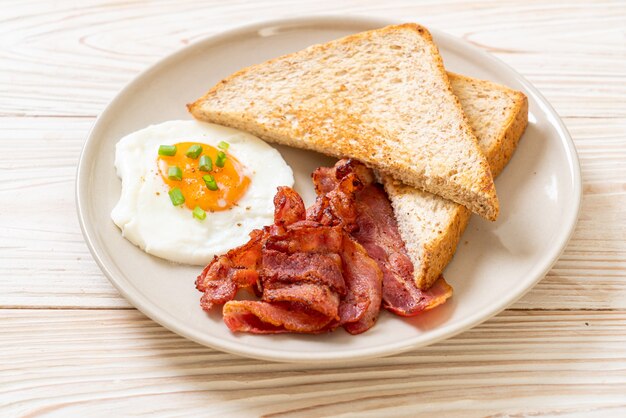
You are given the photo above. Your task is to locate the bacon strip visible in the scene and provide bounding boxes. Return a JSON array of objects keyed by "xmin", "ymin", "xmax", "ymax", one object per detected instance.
[
  {"xmin": 261, "ymin": 250, "xmax": 345, "ymax": 294},
  {"xmin": 338, "ymin": 237, "xmax": 383, "ymax": 334},
  {"xmin": 273, "ymin": 186, "xmax": 306, "ymax": 228},
  {"xmin": 261, "ymin": 249, "xmax": 344, "ymax": 319},
  {"xmin": 312, "ymin": 159, "xmax": 453, "ymax": 317},
  {"xmin": 223, "ymin": 301, "xmax": 334, "ymax": 334},
  {"xmin": 263, "ymin": 283, "xmax": 340, "ymax": 319},
  {"xmin": 195, "ymin": 228, "xmax": 265, "ymax": 310},
  {"xmin": 308, "ymin": 170, "xmax": 362, "ymax": 231},
  {"xmin": 264, "ymin": 224, "xmax": 344, "ymax": 254}
]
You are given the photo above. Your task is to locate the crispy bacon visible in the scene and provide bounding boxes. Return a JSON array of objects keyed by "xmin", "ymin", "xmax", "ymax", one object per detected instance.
[
  {"xmin": 196, "ymin": 187, "xmax": 311, "ymax": 310},
  {"xmin": 223, "ymin": 301, "xmax": 334, "ymax": 334},
  {"xmin": 197, "ymin": 159, "xmax": 452, "ymax": 336},
  {"xmin": 198, "ymin": 187, "xmax": 349, "ymax": 333},
  {"xmin": 308, "ymin": 171, "xmax": 362, "ymax": 231},
  {"xmin": 312, "ymin": 159, "xmax": 453, "ymax": 317},
  {"xmin": 263, "ymin": 283, "xmax": 340, "ymax": 319},
  {"xmin": 273, "ymin": 186, "xmax": 306, "ymax": 228},
  {"xmin": 312, "ymin": 166, "xmax": 336, "ymax": 195},
  {"xmin": 195, "ymin": 228, "xmax": 266, "ymax": 310},
  {"xmin": 261, "ymin": 250, "xmax": 345, "ymax": 294},
  {"xmin": 264, "ymin": 223, "xmax": 344, "ymax": 254},
  {"xmin": 351, "ymin": 182, "xmax": 425, "ymax": 315},
  {"xmin": 338, "ymin": 237, "xmax": 383, "ymax": 334}
]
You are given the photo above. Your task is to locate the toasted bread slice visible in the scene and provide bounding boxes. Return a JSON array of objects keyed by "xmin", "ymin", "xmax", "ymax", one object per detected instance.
[
  {"xmin": 188, "ymin": 24, "xmax": 499, "ymax": 220},
  {"xmin": 384, "ymin": 73, "xmax": 528, "ymax": 289}
]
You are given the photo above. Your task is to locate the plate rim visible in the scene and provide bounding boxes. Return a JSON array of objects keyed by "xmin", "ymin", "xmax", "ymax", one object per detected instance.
[{"xmin": 76, "ymin": 15, "xmax": 582, "ymax": 363}]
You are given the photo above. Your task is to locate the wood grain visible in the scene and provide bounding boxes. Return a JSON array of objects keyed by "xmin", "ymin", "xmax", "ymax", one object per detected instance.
[
  {"xmin": 1, "ymin": 0, "xmax": 625, "ymax": 416},
  {"xmin": 2, "ymin": 309, "xmax": 626, "ymax": 417}
]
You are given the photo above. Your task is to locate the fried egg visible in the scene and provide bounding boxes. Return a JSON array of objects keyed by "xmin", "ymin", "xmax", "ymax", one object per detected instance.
[{"xmin": 111, "ymin": 120, "xmax": 294, "ymax": 264}]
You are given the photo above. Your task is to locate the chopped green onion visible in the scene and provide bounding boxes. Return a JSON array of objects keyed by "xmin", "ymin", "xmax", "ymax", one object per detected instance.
[
  {"xmin": 158, "ymin": 145, "xmax": 177, "ymax": 156},
  {"xmin": 193, "ymin": 206, "xmax": 206, "ymax": 220},
  {"xmin": 218, "ymin": 141, "xmax": 230, "ymax": 150},
  {"xmin": 202, "ymin": 174, "xmax": 218, "ymax": 191},
  {"xmin": 185, "ymin": 144, "xmax": 203, "ymax": 159},
  {"xmin": 168, "ymin": 187, "xmax": 185, "ymax": 206},
  {"xmin": 199, "ymin": 155, "xmax": 212, "ymax": 171},
  {"xmin": 167, "ymin": 166, "xmax": 183, "ymax": 181},
  {"xmin": 215, "ymin": 151, "xmax": 227, "ymax": 167}
]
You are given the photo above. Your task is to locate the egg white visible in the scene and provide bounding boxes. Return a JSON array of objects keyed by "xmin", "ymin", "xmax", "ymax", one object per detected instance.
[{"xmin": 111, "ymin": 120, "xmax": 294, "ymax": 265}]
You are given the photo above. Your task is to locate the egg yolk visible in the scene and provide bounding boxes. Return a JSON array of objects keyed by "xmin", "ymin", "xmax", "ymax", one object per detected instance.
[{"xmin": 157, "ymin": 142, "xmax": 250, "ymax": 212}]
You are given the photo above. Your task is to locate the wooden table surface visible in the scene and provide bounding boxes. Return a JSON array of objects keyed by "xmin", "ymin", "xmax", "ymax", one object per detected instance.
[{"xmin": 2, "ymin": 0, "xmax": 625, "ymax": 416}]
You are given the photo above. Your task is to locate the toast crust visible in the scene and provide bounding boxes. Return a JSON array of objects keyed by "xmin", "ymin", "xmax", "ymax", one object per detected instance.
[{"xmin": 189, "ymin": 24, "xmax": 499, "ymax": 221}]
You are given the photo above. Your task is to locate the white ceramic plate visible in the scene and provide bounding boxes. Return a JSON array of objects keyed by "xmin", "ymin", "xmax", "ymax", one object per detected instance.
[{"xmin": 76, "ymin": 16, "xmax": 581, "ymax": 363}]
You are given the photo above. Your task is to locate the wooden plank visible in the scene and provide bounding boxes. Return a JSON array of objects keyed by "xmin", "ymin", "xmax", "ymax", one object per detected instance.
[
  {"xmin": 1, "ymin": 1, "xmax": 625, "ymax": 118},
  {"xmin": 0, "ymin": 117, "xmax": 130, "ymax": 308},
  {"xmin": 1, "ymin": 309, "xmax": 625, "ymax": 416}
]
